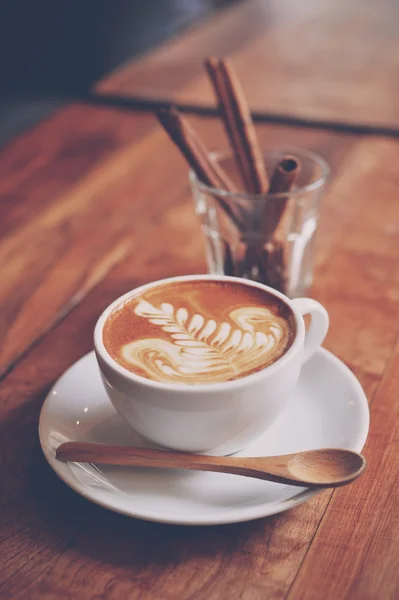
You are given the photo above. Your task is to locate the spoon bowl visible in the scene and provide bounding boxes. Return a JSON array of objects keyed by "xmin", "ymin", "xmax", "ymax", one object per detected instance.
[{"xmin": 286, "ymin": 448, "xmax": 366, "ymax": 486}]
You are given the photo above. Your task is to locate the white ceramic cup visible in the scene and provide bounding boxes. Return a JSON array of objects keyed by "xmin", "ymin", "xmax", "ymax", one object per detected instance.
[{"xmin": 94, "ymin": 275, "xmax": 329, "ymax": 455}]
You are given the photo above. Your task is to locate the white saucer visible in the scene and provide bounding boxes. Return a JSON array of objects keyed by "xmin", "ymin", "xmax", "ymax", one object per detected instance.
[{"xmin": 39, "ymin": 350, "xmax": 369, "ymax": 526}]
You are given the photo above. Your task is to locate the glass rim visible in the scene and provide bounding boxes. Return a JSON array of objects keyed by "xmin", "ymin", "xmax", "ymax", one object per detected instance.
[{"xmin": 189, "ymin": 147, "xmax": 330, "ymax": 200}]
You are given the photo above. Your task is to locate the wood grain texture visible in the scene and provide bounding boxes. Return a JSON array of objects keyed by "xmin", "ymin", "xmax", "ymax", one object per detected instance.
[
  {"xmin": 0, "ymin": 105, "xmax": 153, "ymax": 237},
  {"xmin": 0, "ymin": 113, "xmax": 195, "ymax": 377},
  {"xmin": 0, "ymin": 115, "xmax": 352, "ymax": 379},
  {"xmin": 1, "ymin": 0, "xmax": 399, "ymax": 597},
  {"xmin": 98, "ymin": 0, "xmax": 399, "ymax": 129},
  {"xmin": 1, "ymin": 126, "xmax": 399, "ymax": 598},
  {"xmin": 288, "ymin": 339, "xmax": 399, "ymax": 600}
]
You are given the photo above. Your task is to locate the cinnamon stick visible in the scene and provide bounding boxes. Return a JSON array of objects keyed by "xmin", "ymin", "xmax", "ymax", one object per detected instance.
[
  {"xmin": 269, "ymin": 157, "xmax": 299, "ymax": 193},
  {"xmin": 240, "ymin": 157, "xmax": 299, "ymax": 292},
  {"xmin": 156, "ymin": 107, "xmax": 236, "ymax": 192},
  {"xmin": 156, "ymin": 64, "xmax": 301, "ymax": 294},
  {"xmin": 204, "ymin": 58, "xmax": 268, "ymax": 194},
  {"xmin": 261, "ymin": 156, "xmax": 299, "ymax": 238},
  {"xmin": 261, "ymin": 156, "xmax": 299, "ymax": 292},
  {"xmin": 156, "ymin": 107, "xmax": 244, "ymax": 229}
]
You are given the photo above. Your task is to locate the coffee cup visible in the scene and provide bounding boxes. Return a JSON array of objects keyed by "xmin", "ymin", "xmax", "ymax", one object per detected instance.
[{"xmin": 94, "ymin": 275, "xmax": 329, "ymax": 455}]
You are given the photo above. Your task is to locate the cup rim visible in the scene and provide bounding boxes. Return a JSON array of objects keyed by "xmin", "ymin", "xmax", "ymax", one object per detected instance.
[
  {"xmin": 94, "ymin": 274, "xmax": 306, "ymax": 393},
  {"xmin": 189, "ymin": 147, "xmax": 330, "ymax": 200}
]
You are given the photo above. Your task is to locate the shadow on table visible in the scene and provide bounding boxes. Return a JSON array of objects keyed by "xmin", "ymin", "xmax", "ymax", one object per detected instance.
[
  {"xmin": 0, "ymin": 373, "xmax": 290, "ymax": 575},
  {"xmin": 27, "ymin": 446, "xmax": 285, "ymax": 568}
]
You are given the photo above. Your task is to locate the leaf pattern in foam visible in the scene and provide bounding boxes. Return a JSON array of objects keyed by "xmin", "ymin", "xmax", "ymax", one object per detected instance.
[{"xmin": 121, "ymin": 300, "xmax": 285, "ymax": 383}]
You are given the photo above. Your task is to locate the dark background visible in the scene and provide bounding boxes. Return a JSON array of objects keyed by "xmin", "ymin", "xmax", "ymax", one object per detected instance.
[{"xmin": 0, "ymin": 0, "xmax": 235, "ymax": 147}]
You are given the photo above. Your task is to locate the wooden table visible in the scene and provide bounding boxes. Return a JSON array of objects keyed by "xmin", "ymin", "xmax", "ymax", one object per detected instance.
[{"xmin": 1, "ymin": 1, "xmax": 398, "ymax": 598}]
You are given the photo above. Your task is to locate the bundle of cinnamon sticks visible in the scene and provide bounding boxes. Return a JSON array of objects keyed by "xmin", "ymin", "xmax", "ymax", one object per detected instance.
[{"xmin": 156, "ymin": 57, "xmax": 300, "ymax": 294}]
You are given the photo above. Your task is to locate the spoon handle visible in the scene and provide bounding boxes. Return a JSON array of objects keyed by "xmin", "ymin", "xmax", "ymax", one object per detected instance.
[
  {"xmin": 55, "ymin": 442, "xmax": 364, "ymax": 488},
  {"xmin": 56, "ymin": 441, "xmax": 268, "ymax": 476}
]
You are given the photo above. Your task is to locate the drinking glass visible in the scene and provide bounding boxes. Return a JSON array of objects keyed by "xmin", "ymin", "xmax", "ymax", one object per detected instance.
[{"xmin": 190, "ymin": 148, "xmax": 329, "ymax": 298}]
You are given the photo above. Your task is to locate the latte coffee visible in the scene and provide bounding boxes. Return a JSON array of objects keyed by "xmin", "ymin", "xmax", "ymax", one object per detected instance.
[{"xmin": 103, "ymin": 279, "xmax": 295, "ymax": 385}]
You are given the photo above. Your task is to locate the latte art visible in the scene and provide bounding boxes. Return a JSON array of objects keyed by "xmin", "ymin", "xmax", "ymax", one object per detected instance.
[
  {"xmin": 121, "ymin": 301, "xmax": 284, "ymax": 384},
  {"xmin": 103, "ymin": 280, "xmax": 295, "ymax": 384}
]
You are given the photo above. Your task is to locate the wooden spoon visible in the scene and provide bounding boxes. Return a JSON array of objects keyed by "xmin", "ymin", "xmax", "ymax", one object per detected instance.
[{"xmin": 56, "ymin": 443, "xmax": 366, "ymax": 488}]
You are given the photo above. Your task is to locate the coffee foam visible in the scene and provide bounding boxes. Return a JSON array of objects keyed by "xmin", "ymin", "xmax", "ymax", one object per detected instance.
[{"xmin": 103, "ymin": 280, "xmax": 295, "ymax": 384}]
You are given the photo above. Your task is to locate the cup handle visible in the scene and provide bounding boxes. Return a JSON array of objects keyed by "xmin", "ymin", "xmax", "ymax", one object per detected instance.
[{"xmin": 291, "ymin": 298, "xmax": 329, "ymax": 363}]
